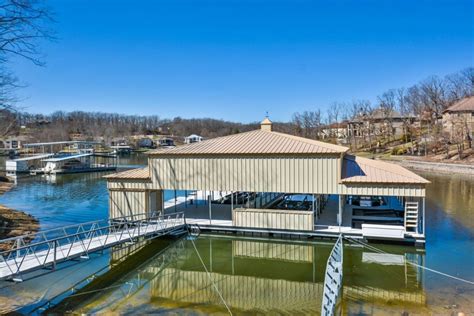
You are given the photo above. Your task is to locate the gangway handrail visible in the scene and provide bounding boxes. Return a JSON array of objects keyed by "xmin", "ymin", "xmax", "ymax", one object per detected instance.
[
  {"xmin": 0, "ymin": 211, "xmax": 184, "ymax": 245},
  {"xmin": 0, "ymin": 212, "xmax": 186, "ymax": 281},
  {"xmin": 0, "ymin": 211, "xmax": 185, "ymax": 255}
]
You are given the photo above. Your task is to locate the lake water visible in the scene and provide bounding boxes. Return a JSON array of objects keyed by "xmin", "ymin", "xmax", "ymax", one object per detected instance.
[
  {"xmin": 0, "ymin": 158, "xmax": 472, "ymax": 314},
  {"xmin": 0, "ymin": 154, "xmax": 184, "ymax": 229}
]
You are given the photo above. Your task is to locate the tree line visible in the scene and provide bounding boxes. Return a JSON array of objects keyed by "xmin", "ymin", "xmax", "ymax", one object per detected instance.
[
  {"xmin": 5, "ymin": 110, "xmax": 262, "ymax": 142},
  {"xmin": 291, "ymin": 67, "xmax": 473, "ymax": 154},
  {"xmin": 1, "ymin": 66, "xmax": 472, "ymax": 150}
]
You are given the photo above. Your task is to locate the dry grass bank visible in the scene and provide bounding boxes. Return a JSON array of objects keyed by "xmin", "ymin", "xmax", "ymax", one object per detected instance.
[{"xmin": 0, "ymin": 179, "xmax": 39, "ymax": 251}]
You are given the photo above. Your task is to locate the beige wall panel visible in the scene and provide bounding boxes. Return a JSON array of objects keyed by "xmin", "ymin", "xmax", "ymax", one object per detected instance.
[
  {"xmin": 233, "ymin": 208, "xmax": 313, "ymax": 231},
  {"xmin": 146, "ymin": 155, "xmax": 425, "ymax": 197},
  {"xmin": 150, "ymin": 156, "xmax": 340, "ymax": 194},
  {"xmin": 338, "ymin": 184, "xmax": 425, "ymax": 197},
  {"xmin": 247, "ymin": 159, "xmax": 252, "ymax": 191},
  {"xmin": 316, "ymin": 158, "xmax": 323, "ymax": 192},
  {"xmin": 109, "ymin": 190, "xmax": 148, "ymax": 220}
]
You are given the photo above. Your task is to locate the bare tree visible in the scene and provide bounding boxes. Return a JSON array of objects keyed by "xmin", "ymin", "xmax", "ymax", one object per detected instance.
[
  {"xmin": 377, "ymin": 89, "xmax": 397, "ymax": 142},
  {"xmin": 0, "ymin": 0, "xmax": 53, "ymax": 138},
  {"xmin": 445, "ymin": 67, "xmax": 474, "ymax": 102},
  {"xmin": 292, "ymin": 110, "xmax": 321, "ymax": 139},
  {"xmin": 327, "ymin": 102, "xmax": 342, "ymax": 139},
  {"xmin": 0, "ymin": 0, "xmax": 54, "ymax": 65},
  {"xmin": 0, "ymin": 67, "xmax": 18, "ymax": 135},
  {"xmin": 396, "ymin": 87, "xmax": 416, "ymax": 151}
]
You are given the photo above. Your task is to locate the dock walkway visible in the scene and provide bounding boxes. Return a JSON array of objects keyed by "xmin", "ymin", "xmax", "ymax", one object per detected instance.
[{"xmin": 0, "ymin": 212, "xmax": 185, "ymax": 281}]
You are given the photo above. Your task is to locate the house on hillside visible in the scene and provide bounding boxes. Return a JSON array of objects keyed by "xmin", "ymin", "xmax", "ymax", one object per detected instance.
[
  {"xmin": 158, "ymin": 137, "xmax": 175, "ymax": 148},
  {"xmin": 138, "ymin": 138, "xmax": 155, "ymax": 148},
  {"xmin": 347, "ymin": 108, "xmax": 415, "ymax": 141},
  {"xmin": 184, "ymin": 134, "xmax": 203, "ymax": 144},
  {"xmin": 0, "ymin": 136, "xmax": 30, "ymax": 150},
  {"xmin": 442, "ymin": 96, "xmax": 474, "ymax": 143}
]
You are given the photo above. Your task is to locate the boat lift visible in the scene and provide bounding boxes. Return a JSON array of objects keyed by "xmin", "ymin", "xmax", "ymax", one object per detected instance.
[{"xmin": 0, "ymin": 212, "xmax": 186, "ymax": 282}]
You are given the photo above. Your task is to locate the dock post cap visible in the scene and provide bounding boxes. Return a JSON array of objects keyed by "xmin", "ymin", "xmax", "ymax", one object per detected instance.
[{"xmin": 260, "ymin": 117, "xmax": 273, "ymax": 131}]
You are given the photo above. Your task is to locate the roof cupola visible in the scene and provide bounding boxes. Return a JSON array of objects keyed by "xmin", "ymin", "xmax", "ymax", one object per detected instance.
[{"xmin": 260, "ymin": 117, "xmax": 272, "ymax": 132}]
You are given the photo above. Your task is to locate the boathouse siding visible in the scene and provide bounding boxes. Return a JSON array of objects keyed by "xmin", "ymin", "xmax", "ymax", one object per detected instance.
[
  {"xmin": 109, "ymin": 190, "xmax": 148, "ymax": 219},
  {"xmin": 149, "ymin": 155, "xmax": 342, "ymax": 194},
  {"xmin": 147, "ymin": 155, "xmax": 426, "ymax": 197}
]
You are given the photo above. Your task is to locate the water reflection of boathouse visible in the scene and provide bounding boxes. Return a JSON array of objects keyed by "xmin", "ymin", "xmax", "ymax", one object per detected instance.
[{"xmin": 97, "ymin": 237, "xmax": 426, "ymax": 314}]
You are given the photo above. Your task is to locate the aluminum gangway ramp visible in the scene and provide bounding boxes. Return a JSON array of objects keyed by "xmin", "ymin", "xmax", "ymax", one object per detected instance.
[
  {"xmin": 0, "ymin": 212, "xmax": 186, "ymax": 281},
  {"xmin": 321, "ymin": 234, "xmax": 343, "ymax": 316}
]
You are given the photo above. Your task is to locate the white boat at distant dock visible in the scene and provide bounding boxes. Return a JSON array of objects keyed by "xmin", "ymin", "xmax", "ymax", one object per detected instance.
[{"xmin": 38, "ymin": 153, "xmax": 116, "ymax": 174}]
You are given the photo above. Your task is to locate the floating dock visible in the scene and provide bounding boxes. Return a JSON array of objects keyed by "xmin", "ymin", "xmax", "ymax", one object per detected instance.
[{"xmin": 6, "ymin": 154, "xmax": 117, "ymax": 176}]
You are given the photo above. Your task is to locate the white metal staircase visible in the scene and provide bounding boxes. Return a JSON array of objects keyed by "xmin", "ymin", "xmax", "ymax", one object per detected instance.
[{"xmin": 404, "ymin": 202, "xmax": 419, "ymax": 233}]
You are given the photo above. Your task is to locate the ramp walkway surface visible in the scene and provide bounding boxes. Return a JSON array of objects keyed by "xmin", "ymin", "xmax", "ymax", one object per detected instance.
[{"xmin": 0, "ymin": 212, "xmax": 185, "ymax": 281}]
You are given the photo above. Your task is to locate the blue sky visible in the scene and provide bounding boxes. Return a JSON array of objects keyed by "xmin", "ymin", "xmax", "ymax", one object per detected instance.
[{"xmin": 11, "ymin": 0, "xmax": 473, "ymax": 122}]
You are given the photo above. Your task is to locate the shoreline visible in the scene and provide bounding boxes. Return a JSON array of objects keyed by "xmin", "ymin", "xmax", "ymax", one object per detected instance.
[
  {"xmin": 381, "ymin": 158, "xmax": 474, "ymax": 175},
  {"xmin": 0, "ymin": 180, "xmax": 40, "ymax": 250}
]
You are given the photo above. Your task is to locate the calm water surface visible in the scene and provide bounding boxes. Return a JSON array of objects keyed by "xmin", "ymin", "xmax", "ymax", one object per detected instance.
[
  {"xmin": 0, "ymin": 154, "xmax": 184, "ymax": 229},
  {"xmin": 0, "ymin": 162, "xmax": 472, "ymax": 314}
]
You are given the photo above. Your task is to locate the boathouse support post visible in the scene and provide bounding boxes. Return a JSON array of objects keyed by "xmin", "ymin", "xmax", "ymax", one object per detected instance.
[
  {"xmin": 231, "ymin": 191, "xmax": 234, "ymax": 223},
  {"xmin": 315, "ymin": 195, "xmax": 319, "ymax": 217},
  {"xmin": 338, "ymin": 195, "xmax": 344, "ymax": 226},
  {"xmin": 174, "ymin": 190, "xmax": 177, "ymax": 213},
  {"xmin": 422, "ymin": 197, "xmax": 426, "ymax": 236},
  {"xmin": 208, "ymin": 194, "xmax": 212, "ymax": 225},
  {"xmin": 160, "ymin": 190, "xmax": 165, "ymax": 215}
]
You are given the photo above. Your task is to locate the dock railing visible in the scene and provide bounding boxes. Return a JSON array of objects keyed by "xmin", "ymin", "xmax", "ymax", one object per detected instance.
[
  {"xmin": 0, "ymin": 211, "xmax": 185, "ymax": 281},
  {"xmin": 321, "ymin": 234, "xmax": 343, "ymax": 316}
]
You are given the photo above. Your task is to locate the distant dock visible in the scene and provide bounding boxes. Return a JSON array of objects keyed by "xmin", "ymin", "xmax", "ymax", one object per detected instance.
[{"xmin": 5, "ymin": 141, "xmax": 117, "ymax": 178}]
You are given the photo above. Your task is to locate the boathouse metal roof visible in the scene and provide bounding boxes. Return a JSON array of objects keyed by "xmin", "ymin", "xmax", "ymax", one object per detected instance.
[
  {"xmin": 9, "ymin": 154, "xmax": 54, "ymax": 162},
  {"xmin": 341, "ymin": 155, "xmax": 429, "ymax": 184},
  {"xmin": 148, "ymin": 129, "xmax": 348, "ymax": 156},
  {"xmin": 103, "ymin": 167, "xmax": 150, "ymax": 180},
  {"xmin": 42, "ymin": 153, "xmax": 93, "ymax": 162},
  {"xmin": 23, "ymin": 141, "xmax": 99, "ymax": 147}
]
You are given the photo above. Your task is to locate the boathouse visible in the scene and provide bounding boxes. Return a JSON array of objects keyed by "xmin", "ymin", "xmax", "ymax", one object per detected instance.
[{"xmin": 105, "ymin": 118, "xmax": 429, "ymax": 245}]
